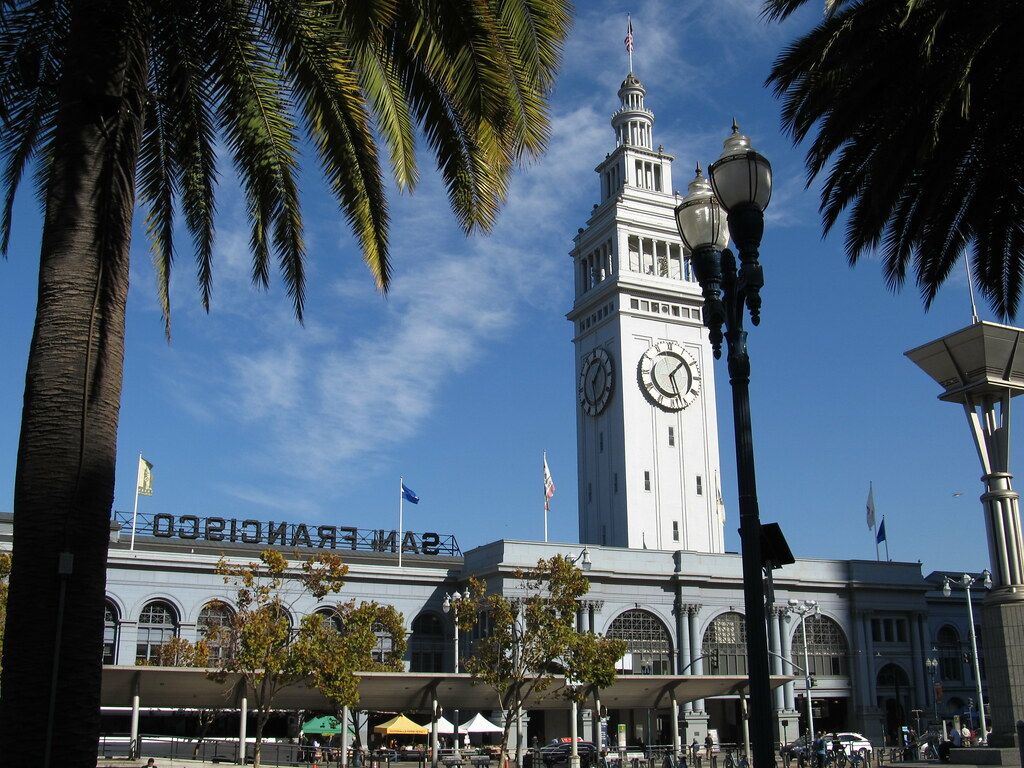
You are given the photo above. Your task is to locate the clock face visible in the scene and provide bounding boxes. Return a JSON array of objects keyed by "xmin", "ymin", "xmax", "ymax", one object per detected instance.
[
  {"xmin": 637, "ymin": 341, "xmax": 701, "ymax": 411},
  {"xmin": 578, "ymin": 348, "xmax": 614, "ymax": 416}
]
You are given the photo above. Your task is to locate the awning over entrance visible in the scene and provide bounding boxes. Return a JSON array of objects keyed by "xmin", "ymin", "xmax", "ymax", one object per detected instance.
[{"xmin": 101, "ymin": 667, "xmax": 792, "ymax": 712}]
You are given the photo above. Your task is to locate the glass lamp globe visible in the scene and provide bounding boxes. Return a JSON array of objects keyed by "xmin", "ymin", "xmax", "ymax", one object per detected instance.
[
  {"xmin": 674, "ymin": 166, "xmax": 729, "ymax": 251},
  {"xmin": 708, "ymin": 122, "xmax": 772, "ymax": 213}
]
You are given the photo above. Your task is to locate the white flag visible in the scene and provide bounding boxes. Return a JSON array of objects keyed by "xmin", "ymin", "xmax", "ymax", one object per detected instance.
[
  {"xmin": 866, "ymin": 483, "xmax": 875, "ymax": 530},
  {"xmin": 543, "ymin": 453, "xmax": 555, "ymax": 512},
  {"xmin": 138, "ymin": 456, "xmax": 154, "ymax": 497}
]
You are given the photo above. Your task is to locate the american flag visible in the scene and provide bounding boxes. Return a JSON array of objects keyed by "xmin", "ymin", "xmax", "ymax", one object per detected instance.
[
  {"xmin": 624, "ymin": 19, "xmax": 634, "ymax": 52},
  {"xmin": 543, "ymin": 453, "xmax": 556, "ymax": 511}
]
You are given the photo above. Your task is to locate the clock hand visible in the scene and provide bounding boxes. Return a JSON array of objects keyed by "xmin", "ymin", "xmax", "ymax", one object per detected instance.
[{"xmin": 667, "ymin": 362, "xmax": 684, "ymax": 394}]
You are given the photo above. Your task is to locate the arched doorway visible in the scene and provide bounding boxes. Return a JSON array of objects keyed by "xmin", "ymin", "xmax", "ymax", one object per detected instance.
[{"xmin": 877, "ymin": 663, "xmax": 911, "ymax": 745}]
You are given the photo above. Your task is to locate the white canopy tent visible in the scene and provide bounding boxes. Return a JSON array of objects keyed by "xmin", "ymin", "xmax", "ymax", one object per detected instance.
[
  {"xmin": 460, "ymin": 713, "xmax": 503, "ymax": 733},
  {"xmin": 434, "ymin": 716, "xmax": 467, "ymax": 735}
]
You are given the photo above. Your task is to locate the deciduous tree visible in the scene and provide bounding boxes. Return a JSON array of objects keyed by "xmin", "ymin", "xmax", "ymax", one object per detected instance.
[{"xmin": 457, "ymin": 557, "xmax": 626, "ymax": 764}]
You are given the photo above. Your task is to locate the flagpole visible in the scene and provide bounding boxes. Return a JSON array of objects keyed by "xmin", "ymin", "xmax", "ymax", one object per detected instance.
[
  {"xmin": 130, "ymin": 452, "xmax": 141, "ymax": 551},
  {"xmin": 626, "ymin": 14, "xmax": 633, "ymax": 73},
  {"xmin": 398, "ymin": 476, "xmax": 404, "ymax": 568},
  {"xmin": 883, "ymin": 516, "xmax": 890, "ymax": 560},
  {"xmin": 543, "ymin": 452, "xmax": 549, "ymax": 543}
]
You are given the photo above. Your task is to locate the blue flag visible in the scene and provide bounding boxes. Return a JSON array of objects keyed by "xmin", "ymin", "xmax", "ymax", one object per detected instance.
[
  {"xmin": 876, "ymin": 519, "xmax": 886, "ymax": 544},
  {"xmin": 402, "ymin": 483, "xmax": 419, "ymax": 504}
]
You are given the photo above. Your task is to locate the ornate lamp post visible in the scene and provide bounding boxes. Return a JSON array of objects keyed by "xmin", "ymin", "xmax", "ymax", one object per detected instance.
[
  {"xmin": 925, "ymin": 657, "xmax": 939, "ymax": 721},
  {"xmin": 675, "ymin": 122, "xmax": 773, "ymax": 768},
  {"xmin": 788, "ymin": 600, "xmax": 819, "ymax": 741},
  {"xmin": 443, "ymin": 588, "xmax": 473, "ymax": 759},
  {"xmin": 942, "ymin": 572, "xmax": 991, "ymax": 744}
]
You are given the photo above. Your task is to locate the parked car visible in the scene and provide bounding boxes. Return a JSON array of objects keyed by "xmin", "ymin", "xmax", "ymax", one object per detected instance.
[
  {"xmin": 781, "ymin": 735, "xmax": 812, "ymax": 763},
  {"xmin": 828, "ymin": 733, "xmax": 873, "ymax": 759},
  {"xmin": 539, "ymin": 741, "xmax": 599, "ymax": 767}
]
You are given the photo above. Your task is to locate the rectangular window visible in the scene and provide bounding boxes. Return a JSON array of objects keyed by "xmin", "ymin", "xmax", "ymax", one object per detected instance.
[
  {"xmin": 696, "ymin": 476, "xmax": 703, "ymax": 496},
  {"xmin": 600, "ymin": 432, "xmax": 604, "ymax": 452},
  {"xmin": 614, "ymin": 474, "xmax": 618, "ymax": 493},
  {"xmin": 668, "ymin": 427, "xmax": 675, "ymax": 446},
  {"xmin": 644, "ymin": 471, "xmax": 651, "ymax": 491},
  {"xmin": 672, "ymin": 521, "xmax": 680, "ymax": 542},
  {"xmin": 631, "ymin": 298, "xmax": 639, "ymax": 309},
  {"xmin": 588, "ymin": 483, "xmax": 592, "ymax": 502}
]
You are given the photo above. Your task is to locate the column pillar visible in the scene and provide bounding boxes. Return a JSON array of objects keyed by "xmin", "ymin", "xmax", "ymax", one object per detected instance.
[{"xmin": 779, "ymin": 608, "xmax": 795, "ymax": 711}]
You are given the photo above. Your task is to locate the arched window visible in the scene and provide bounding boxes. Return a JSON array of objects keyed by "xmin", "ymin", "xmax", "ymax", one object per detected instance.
[
  {"xmin": 410, "ymin": 612, "xmax": 445, "ymax": 672},
  {"xmin": 136, "ymin": 600, "xmax": 178, "ymax": 664},
  {"xmin": 314, "ymin": 607, "xmax": 344, "ymax": 634},
  {"xmin": 790, "ymin": 614, "xmax": 849, "ymax": 676},
  {"xmin": 608, "ymin": 609, "xmax": 673, "ymax": 675},
  {"xmin": 198, "ymin": 602, "xmax": 234, "ymax": 663},
  {"xmin": 103, "ymin": 600, "xmax": 119, "ymax": 665},
  {"xmin": 936, "ymin": 624, "xmax": 962, "ymax": 682},
  {"xmin": 702, "ymin": 612, "xmax": 747, "ymax": 675},
  {"xmin": 372, "ymin": 619, "xmax": 396, "ymax": 665}
]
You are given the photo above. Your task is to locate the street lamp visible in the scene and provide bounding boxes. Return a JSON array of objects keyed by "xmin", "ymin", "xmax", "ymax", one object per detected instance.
[
  {"xmin": 675, "ymin": 122, "xmax": 773, "ymax": 768},
  {"xmin": 571, "ymin": 546, "xmax": 592, "ymax": 572},
  {"xmin": 942, "ymin": 571, "xmax": 991, "ymax": 744},
  {"xmin": 443, "ymin": 588, "xmax": 473, "ymax": 757},
  {"xmin": 925, "ymin": 657, "xmax": 939, "ymax": 722},
  {"xmin": 788, "ymin": 600, "xmax": 819, "ymax": 742}
]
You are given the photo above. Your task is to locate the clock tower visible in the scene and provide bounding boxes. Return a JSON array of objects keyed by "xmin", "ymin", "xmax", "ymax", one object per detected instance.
[{"xmin": 569, "ymin": 72, "xmax": 725, "ymax": 552}]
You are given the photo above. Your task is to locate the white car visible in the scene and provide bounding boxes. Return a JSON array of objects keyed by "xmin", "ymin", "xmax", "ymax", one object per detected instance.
[{"xmin": 827, "ymin": 733, "xmax": 873, "ymax": 759}]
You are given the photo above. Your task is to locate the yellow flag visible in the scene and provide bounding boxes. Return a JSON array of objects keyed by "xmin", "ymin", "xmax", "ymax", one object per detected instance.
[{"xmin": 137, "ymin": 456, "xmax": 154, "ymax": 496}]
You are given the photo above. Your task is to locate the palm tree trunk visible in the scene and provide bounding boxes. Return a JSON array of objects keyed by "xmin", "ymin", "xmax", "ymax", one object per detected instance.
[{"xmin": 0, "ymin": 1, "xmax": 147, "ymax": 766}]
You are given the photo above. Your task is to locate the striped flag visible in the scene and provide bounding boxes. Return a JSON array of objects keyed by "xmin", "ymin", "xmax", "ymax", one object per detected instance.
[
  {"xmin": 543, "ymin": 454, "xmax": 555, "ymax": 512},
  {"xmin": 624, "ymin": 18, "xmax": 634, "ymax": 52}
]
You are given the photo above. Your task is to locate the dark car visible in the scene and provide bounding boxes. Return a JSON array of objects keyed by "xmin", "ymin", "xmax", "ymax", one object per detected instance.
[{"xmin": 540, "ymin": 741, "xmax": 599, "ymax": 767}]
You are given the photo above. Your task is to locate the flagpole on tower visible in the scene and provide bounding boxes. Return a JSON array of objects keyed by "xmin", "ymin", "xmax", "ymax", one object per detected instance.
[
  {"xmin": 625, "ymin": 14, "xmax": 634, "ymax": 73},
  {"xmin": 399, "ymin": 476, "xmax": 404, "ymax": 568}
]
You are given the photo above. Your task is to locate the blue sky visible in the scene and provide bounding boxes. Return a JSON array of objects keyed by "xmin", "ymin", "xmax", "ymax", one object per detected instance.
[{"xmin": 0, "ymin": 0, "xmax": 1005, "ymax": 578}]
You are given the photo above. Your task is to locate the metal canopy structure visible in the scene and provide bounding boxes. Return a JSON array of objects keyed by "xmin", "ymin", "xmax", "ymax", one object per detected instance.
[{"xmin": 101, "ymin": 667, "xmax": 792, "ymax": 713}]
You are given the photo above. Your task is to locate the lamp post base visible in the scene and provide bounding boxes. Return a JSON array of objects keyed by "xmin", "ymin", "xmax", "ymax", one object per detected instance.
[{"xmin": 981, "ymin": 593, "xmax": 1024, "ymax": 748}]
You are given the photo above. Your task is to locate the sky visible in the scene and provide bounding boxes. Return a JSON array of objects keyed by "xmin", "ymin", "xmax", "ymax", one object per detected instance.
[{"xmin": 0, "ymin": 0, "xmax": 1008, "ymax": 579}]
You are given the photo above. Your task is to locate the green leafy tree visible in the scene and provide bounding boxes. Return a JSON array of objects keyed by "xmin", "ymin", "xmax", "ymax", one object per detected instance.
[
  {"xmin": 154, "ymin": 637, "xmax": 227, "ymax": 759},
  {"xmin": 458, "ymin": 557, "xmax": 627, "ymax": 764},
  {"xmin": 0, "ymin": 1, "xmax": 573, "ymax": 763},
  {"xmin": 211, "ymin": 549, "xmax": 350, "ymax": 768},
  {"xmin": 763, "ymin": 0, "xmax": 1024, "ymax": 317},
  {"xmin": 299, "ymin": 601, "xmax": 407, "ymax": 754}
]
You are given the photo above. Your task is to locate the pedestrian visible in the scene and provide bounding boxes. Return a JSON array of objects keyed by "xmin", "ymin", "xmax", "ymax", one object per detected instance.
[
  {"xmin": 691, "ymin": 738, "xmax": 700, "ymax": 762},
  {"xmin": 813, "ymin": 733, "xmax": 826, "ymax": 768},
  {"xmin": 146, "ymin": 760, "xmax": 158, "ymax": 768},
  {"xmin": 705, "ymin": 734, "xmax": 715, "ymax": 761},
  {"xmin": 950, "ymin": 725, "xmax": 961, "ymax": 748}
]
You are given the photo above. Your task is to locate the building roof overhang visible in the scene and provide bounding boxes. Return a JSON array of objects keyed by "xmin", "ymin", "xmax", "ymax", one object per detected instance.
[{"xmin": 101, "ymin": 667, "xmax": 792, "ymax": 712}]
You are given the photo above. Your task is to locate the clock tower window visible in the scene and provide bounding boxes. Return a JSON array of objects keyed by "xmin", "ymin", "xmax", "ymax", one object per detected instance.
[
  {"xmin": 644, "ymin": 471, "xmax": 651, "ymax": 491},
  {"xmin": 668, "ymin": 427, "xmax": 675, "ymax": 446},
  {"xmin": 696, "ymin": 476, "xmax": 703, "ymax": 496}
]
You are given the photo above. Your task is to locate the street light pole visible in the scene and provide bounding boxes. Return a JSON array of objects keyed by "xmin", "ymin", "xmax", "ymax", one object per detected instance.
[
  {"xmin": 676, "ymin": 122, "xmax": 773, "ymax": 768},
  {"xmin": 444, "ymin": 588, "xmax": 472, "ymax": 758},
  {"xmin": 788, "ymin": 601, "xmax": 818, "ymax": 741},
  {"xmin": 925, "ymin": 658, "xmax": 939, "ymax": 722},
  {"xmin": 943, "ymin": 572, "xmax": 991, "ymax": 744}
]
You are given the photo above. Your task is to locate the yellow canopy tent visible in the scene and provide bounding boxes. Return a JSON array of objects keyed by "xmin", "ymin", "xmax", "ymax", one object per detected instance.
[{"xmin": 373, "ymin": 714, "xmax": 429, "ymax": 735}]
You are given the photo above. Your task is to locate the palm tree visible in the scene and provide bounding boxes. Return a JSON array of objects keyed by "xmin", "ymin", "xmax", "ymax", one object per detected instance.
[
  {"xmin": 0, "ymin": 1, "xmax": 572, "ymax": 765},
  {"xmin": 763, "ymin": 0, "xmax": 1024, "ymax": 318}
]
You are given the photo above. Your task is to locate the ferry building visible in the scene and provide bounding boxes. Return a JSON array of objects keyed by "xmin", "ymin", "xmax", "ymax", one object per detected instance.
[{"xmin": 2, "ymin": 67, "xmax": 996, "ymax": 758}]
